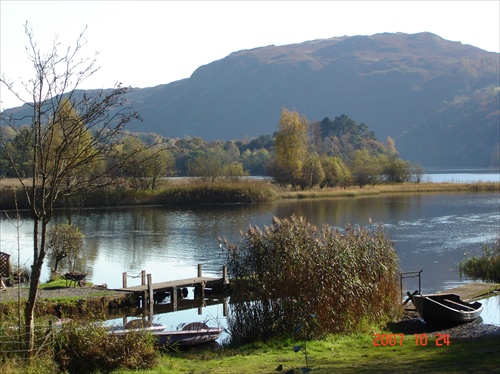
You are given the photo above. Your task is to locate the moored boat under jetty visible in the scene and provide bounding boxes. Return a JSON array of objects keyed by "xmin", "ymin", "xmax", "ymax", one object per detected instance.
[
  {"xmin": 109, "ymin": 320, "xmax": 224, "ymax": 347},
  {"xmin": 412, "ymin": 293, "xmax": 483, "ymax": 325},
  {"xmin": 154, "ymin": 322, "xmax": 224, "ymax": 347}
]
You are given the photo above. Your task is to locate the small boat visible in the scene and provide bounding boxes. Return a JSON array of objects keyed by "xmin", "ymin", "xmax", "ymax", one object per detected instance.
[
  {"xmin": 154, "ymin": 322, "xmax": 224, "ymax": 347},
  {"xmin": 412, "ymin": 293, "xmax": 483, "ymax": 325},
  {"xmin": 109, "ymin": 320, "xmax": 223, "ymax": 347},
  {"xmin": 108, "ymin": 319, "xmax": 168, "ymax": 334}
]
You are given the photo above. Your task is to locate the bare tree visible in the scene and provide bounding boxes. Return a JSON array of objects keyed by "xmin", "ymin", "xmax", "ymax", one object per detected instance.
[{"xmin": 0, "ymin": 23, "xmax": 144, "ymax": 356}]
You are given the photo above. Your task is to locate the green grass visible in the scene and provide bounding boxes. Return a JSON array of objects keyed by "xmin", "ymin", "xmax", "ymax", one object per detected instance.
[
  {"xmin": 111, "ymin": 332, "xmax": 500, "ymax": 374},
  {"xmin": 38, "ymin": 278, "xmax": 73, "ymax": 289},
  {"xmin": 1, "ymin": 317, "xmax": 498, "ymax": 373}
]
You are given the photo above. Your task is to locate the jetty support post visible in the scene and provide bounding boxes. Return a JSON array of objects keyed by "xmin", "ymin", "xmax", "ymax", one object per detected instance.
[
  {"xmin": 223, "ymin": 265, "xmax": 228, "ymax": 284},
  {"xmin": 147, "ymin": 273, "xmax": 153, "ymax": 321},
  {"xmin": 142, "ymin": 270, "xmax": 148, "ymax": 310},
  {"xmin": 122, "ymin": 272, "xmax": 127, "ymax": 288},
  {"xmin": 198, "ymin": 264, "xmax": 202, "ymax": 277},
  {"xmin": 172, "ymin": 286, "xmax": 178, "ymax": 311}
]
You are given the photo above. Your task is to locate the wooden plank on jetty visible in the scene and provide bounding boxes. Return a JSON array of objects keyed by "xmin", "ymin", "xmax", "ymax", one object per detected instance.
[
  {"xmin": 113, "ymin": 264, "xmax": 229, "ymax": 315},
  {"xmin": 114, "ymin": 276, "xmax": 222, "ymax": 293}
]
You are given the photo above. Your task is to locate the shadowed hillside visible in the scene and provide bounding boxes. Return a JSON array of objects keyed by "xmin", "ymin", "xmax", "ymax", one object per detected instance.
[{"xmin": 2, "ymin": 32, "xmax": 499, "ymax": 168}]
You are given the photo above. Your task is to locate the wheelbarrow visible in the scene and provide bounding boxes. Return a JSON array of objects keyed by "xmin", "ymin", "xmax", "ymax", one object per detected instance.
[{"xmin": 64, "ymin": 272, "xmax": 87, "ymax": 287}]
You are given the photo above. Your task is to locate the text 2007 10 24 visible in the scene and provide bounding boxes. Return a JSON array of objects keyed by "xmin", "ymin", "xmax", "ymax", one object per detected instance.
[{"xmin": 373, "ymin": 333, "xmax": 451, "ymax": 347}]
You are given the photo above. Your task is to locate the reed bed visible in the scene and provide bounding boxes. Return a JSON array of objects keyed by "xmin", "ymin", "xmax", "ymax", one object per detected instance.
[
  {"xmin": 222, "ymin": 216, "xmax": 402, "ymax": 345},
  {"xmin": 460, "ymin": 237, "xmax": 500, "ymax": 283},
  {"xmin": 1, "ymin": 178, "xmax": 498, "ymax": 210},
  {"xmin": 155, "ymin": 180, "xmax": 277, "ymax": 204}
]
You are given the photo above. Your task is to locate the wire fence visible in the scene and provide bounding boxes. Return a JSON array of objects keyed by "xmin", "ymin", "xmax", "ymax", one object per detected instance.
[{"xmin": 0, "ymin": 322, "xmax": 54, "ymax": 361}]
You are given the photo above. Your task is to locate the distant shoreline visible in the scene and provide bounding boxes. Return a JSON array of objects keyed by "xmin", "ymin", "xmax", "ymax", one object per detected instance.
[{"xmin": 0, "ymin": 179, "xmax": 498, "ymax": 211}]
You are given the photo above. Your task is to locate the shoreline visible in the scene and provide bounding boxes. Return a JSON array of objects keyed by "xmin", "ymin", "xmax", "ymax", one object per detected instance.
[
  {"xmin": 394, "ymin": 282, "xmax": 500, "ymax": 340},
  {"xmin": 0, "ymin": 180, "xmax": 499, "ymax": 211}
]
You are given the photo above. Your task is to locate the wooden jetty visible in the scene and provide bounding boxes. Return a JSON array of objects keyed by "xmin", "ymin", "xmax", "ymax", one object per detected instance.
[{"xmin": 113, "ymin": 264, "xmax": 229, "ymax": 316}]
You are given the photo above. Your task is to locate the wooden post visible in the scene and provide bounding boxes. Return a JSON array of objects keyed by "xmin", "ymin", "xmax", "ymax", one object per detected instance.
[
  {"xmin": 223, "ymin": 297, "xmax": 228, "ymax": 317},
  {"xmin": 197, "ymin": 264, "xmax": 202, "ymax": 278},
  {"xmin": 198, "ymin": 296, "xmax": 203, "ymax": 315},
  {"xmin": 149, "ymin": 298, "xmax": 153, "ymax": 322},
  {"xmin": 122, "ymin": 272, "xmax": 127, "ymax": 288},
  {"xmin": 222, "ymin": 265, "xmax": 228, "ymax": 284},
  {"xmin": 172, "ymin": 286, "xmax": 178, "ymax": 311},
  {"xmin": 148, "ymin": 274, "xmax": 154, "ymax": 304},
  {"xmin": 141, "ymin": 270, "xmax": 146, "ymax": 285}
]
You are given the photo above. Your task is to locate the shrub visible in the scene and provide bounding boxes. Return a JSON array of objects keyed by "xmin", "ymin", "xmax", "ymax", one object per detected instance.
[
  {"xmin": 460, "ymin": 237, "xmax": 500, "ymax": 283},
  {"xmin": 222, "ymin": 215, "xmax": 401, "ymax": 344},
  {"xmin": 53, "ymin": 320, "xmax": 158, "ymax": 373}
]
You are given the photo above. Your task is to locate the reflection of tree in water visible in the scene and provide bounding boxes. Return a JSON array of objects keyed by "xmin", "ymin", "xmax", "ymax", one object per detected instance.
[{"xmin": 50, "ymin": 207, "xmax": 171, "ymax": 274}]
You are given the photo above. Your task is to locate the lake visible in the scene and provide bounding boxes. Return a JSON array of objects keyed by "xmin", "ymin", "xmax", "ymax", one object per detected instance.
[
  {"xmin": 1, "ymin": 186, "xmax": 499, "ymax": 330},
  {"xmin": 423, "ymin": 169, "xmax": 500, "ymax": 183}
]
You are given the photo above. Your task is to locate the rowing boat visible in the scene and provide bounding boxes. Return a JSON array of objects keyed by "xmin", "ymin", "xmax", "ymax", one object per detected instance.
[{"xmin": 412, "ymin": 293, "xmax": 483, "ymax": 325}]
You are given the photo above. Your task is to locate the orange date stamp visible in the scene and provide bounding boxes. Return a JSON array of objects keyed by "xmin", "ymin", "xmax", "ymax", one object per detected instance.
[{"xmin": 372, "ymin": 333, "xmax": 451, "ymax": 347}]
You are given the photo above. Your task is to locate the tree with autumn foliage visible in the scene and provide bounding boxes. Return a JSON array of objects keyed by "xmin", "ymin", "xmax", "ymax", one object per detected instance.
[{"xmin": 272, "ymin": 108, "xmax": 308, "ymax": 188}]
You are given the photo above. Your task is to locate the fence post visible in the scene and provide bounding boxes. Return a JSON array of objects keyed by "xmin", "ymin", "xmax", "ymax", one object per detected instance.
[
  {"xmin": 198, "ymin": 264, "xmax": 202, "ymax": 278},
  {"xmin": 122, "ymin": 272, "xmax": 127, "ymax": 288}
]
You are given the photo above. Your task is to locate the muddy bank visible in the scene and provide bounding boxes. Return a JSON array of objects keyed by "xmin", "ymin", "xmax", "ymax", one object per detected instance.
[{"xmin": 0, "ymin": 285, "xmax": 134, "ymax": 318}]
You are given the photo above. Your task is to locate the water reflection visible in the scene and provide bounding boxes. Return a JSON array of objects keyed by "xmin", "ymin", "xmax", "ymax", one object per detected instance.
[
  {"xmin": 479, "ymin": 295, "xmax": 500, "ymax": 325},
  {"xmin": 1, "ymin": 193, "xmax": 498, "ymax": 294},
  {"xmin": 105, "ymin": 292, "xmax": 230, "ymax": 344}
]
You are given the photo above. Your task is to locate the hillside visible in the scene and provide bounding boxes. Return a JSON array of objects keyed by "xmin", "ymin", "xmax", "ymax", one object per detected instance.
[{"xmin": 2, "ymin": 32, "xmax": 499, "ymax": 168}]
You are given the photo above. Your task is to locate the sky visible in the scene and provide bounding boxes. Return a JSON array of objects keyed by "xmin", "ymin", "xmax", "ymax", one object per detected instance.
[{"xmin": 1, "ymin": 0, "xmax": 499, "ymax": 110}]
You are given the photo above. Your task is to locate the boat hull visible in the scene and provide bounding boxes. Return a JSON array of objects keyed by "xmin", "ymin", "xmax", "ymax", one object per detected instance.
[
  {"xmin": 153, "ymin": 328, "xmax": 223, "ymax": 347},
  {"xmin": 412, "ymin": 293, "xmax": 483, "ymax": 325},
  {"xmin": 109, "ymin": 321, "xmax": 223, "ymax": 347}
]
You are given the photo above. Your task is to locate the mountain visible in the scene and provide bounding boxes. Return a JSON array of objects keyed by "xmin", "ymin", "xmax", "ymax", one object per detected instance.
[{"xmin": 2, "ymin": 32, "xmax": 499, "ymax": 168}]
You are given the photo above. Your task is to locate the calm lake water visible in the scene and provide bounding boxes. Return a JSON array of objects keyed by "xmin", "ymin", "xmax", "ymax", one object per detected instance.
[
  {"xmin": 423, "ymin": 169, "xmax": 500, "ymax": 183},
  {"xmin": 1, "ymin": 183, "xmax": 499, "ymax": 329}
]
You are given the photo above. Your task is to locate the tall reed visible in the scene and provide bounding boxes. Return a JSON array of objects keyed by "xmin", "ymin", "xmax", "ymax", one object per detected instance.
[
  {"xmin": 460, "ymin": 237, "xmax": 500, "ymax": 283},
  {"xmin": 222, "ymin": 216, "xmax": 401, "ymax": 344}
]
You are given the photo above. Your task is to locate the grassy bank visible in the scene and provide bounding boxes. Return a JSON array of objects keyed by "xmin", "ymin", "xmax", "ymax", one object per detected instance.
[
  {"xmin": 278, "ymin": 181, "xmax": 500, "ymax": 200},
  {"xmin": 1, "ymin": 285, "xmax": 499, "ymax": 373},
  {"xmin": 0, "ymin": 178, "xmax": 498, "ymax": 210},
  {"xmin": 2, "ymin": 329, "xmax": 498, "ymax": 373},
  {"xmin": 151, "ymin": 334, "xmax": 499, "ymax": 374}
]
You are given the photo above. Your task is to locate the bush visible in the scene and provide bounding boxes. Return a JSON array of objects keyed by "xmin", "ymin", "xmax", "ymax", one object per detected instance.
[
  {"xmin": 53, "ymin": 320, "xmax": 158, "ymax": 373},
  {"xmin": 460, "ymin": 237, "xmax": 500, "ymax": 283},
  {"xmin": 222, "ymin": 215, "xmax": 401, "ymax": 344}
]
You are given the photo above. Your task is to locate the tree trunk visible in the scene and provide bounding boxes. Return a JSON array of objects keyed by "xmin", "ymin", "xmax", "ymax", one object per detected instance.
[
  {"xmin": 24, "ymin": 256, "xmax": 42, "ymax": 356},
  {"xmin": 24, "ymin": 217, "xmax": 48, "ymax": 358}
]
